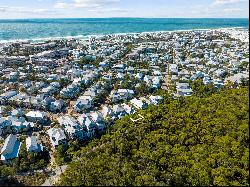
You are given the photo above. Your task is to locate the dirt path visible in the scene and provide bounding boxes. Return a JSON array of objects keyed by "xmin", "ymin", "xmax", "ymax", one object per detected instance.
[
  {"xmin": 41, "ymin": 165, "xmax": 68, "ymax": 186},
  {"xmin": 40, "ymin": 144, "xmax": 105, "ymax": 186}
]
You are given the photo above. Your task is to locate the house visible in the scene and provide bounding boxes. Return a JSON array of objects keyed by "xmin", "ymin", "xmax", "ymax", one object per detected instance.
[
  {"xmin": 143, "ymin": 75, "xmax": 152, "ymax": 85},
  {"xmin": 169, "ymin": 64, "xmax": 178, "ymax": 74},
  {"xmin": 121, "ymin": 103, "xmax": 136, "ymax": 115},
  {"xmin": 229, "ymin": 61, "xmax": 241, "ymax": 68},
  {"xmin": 190, "ymin": 71, "xmax": 205, "ymax": 81},
  {"xmin": 112, "ymin": 104, "xmax": 127, "ymax": 119},
  {"xmin": 47, "ymin": 128, "xmax": 67, "ymax": 149},
  {"xmin": 41, "ymin": 97, "xmax": 55, "ymax": 109},
  {"xmin": 0, "ymin": 118, "xmax": 12, "ymax": 136},
  {"xmin": 116, "ymin": 73, "xmax": 125, "ymax": 81},
  {"xmin": 58, "ymin": 116, "xmax": 86, "ymax": 140},
  {"xmin": 203, "ymin": 76, "xmax": 213, "ymax": 85},
  {"xmin": 130, "ymin": 98, "xmax": 148, "ymax": 109},
  {"xmin": 26, "ymin": 111, "xmax": 48, "ymax": 124},
  {"xmin": 215, "ymin": 69, "xmax": 227, "ymax": 78},
  {"xmin": 0, "ymin": 91, "xmax": 18, "ymax": 101},
  {"xmin": 213, "ymin": 79, "xmax": 225, "ymax": 88},
  {"xmin": 0, "ymin": 106, "xmax": 6, "ymax": 116},
  {"xmin": 149, "ymin": 95, "xmax": 163, "ymax": 105},
  {"xmin": 112, "ymin": 64, "xmax": 125, "ymax": 73},
  {"xmin": 40, "ymin": 85, "xmax": 58, "ymax": 96},
  {"xmin": 9, "ymin": 72, "xmax": 19, "ymax": 81},
  {"xmin": 89, "ymin": 111, "xmax": 104, "ymax": 123},
  {"xmin": 89, "ymin": 111, "xmax": 105, "ymax": 131},
  {"xmin": 224, "ymin": 72, "xmax": 249, "ymax": 85},
  {"xmin": 8, "ymin": 116, "xmax": 30, "ymax": 133},
  {"xmin": 109, "ymin": 89, "xmax": 135, "ymax": 103},
  {"xmin": 126, "ymin": 66, "xmax": 135, "ymax": 74},
  {"xmin": 60, "ymin": 83, "xmax": 80, "ymax": 99},
  {"xmin": 74, "ymin": 96, "xmax": 93, "ymax": 112},
  {"xmin": 96, "ymin": 122, "xmax": 106, "ymax": 132},
  {"xmin": 176, "ymin": 82, "xmax": 193, "ymax": 97},
  {"xmin": 11, "ymin": 109, "xmax": 24, "ymax": 117},
  {"xmin": 100, "ymin": 105, "xmax": 114, "ymax": 119},
  {"xmin": 135, "ymin": 72, "xmax": 144, "ymax": 80},
  {"xmin": 0, "ymin": 134, "xmax": 22, "ymax": 161},
  {"xmin": 49, "ymin": 100, "xmax": 65, "ymax": 112},
  {"xmin": 153, "ymin": 70, "xmax": 162, "ymax": 76},
  {"xmin": 99, "ymin": 60, "xmax": 109, "ymax": 68},
  {"xmin": 78, "ymin": 114, "xmax": 97, "ymax": 138},
  {"xmin": 47, "ymin": 74, "xmax": 59, "ymax": 81},
  {"xmin": 152, "ymin": 76, "xmax": 161, "ymax": 89},
  {"xmin": 83, "ymin": 89, "xmax": 97, "ymax": 98},
  {"xmin": 26, "ymin": 136, "xmax": 43, "ymax": 152},
  {"xmin": 178, "ymin": 69, "xmax": 190, "ymax": 77}
]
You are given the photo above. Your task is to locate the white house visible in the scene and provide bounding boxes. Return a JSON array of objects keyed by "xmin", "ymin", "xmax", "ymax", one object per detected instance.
[
  {"xmin": 135, "ymin": 72, "xmax": 144, "ymax": 80},
  {"xmin": 152, "ymin": 76, "xmax": 161, "ymax": 89},
  {"xmin": 0, "ymin": 91, "xmax": 18, "ymax": 101},
  {"xmin": 77, "ymin": 114, "xmax": 97, "ymax": 138},
  {"xmin": 26, "ymin": 136, "xmax": 43, "ymax": 152},
  {"xmin": 100, "ymin": 105, "xmax": 114, "ymax": 119},
  {"xmin": 74, "ymin": 95, "xmax": 93, "ymax": 112},
  {"xmin": 213, "ymin": 79, "xmax": 225, "ymax": 88},
  {"xmin": 49, "ymin": 100, "xmax": 64, "ymax": 112},
  {"xmin": 112, "ymin": 104, "xmax": 127, "ymax": 119},
  {"xmin": 47, "ymin": 128, "xmax": 67, "ymax": 149},
  {"xmin": 176, "ymin": 82, "xmax": 193, "ymax": 97},
  {"xmin": 9, "ymin": 117, "xmax": 30, "ymax": 133},
  {"xmin": 58, "ymin": 116, "xmax": 86, "ymax": 140},
  {"xmin": 121, "ymin": 103, "xmax": 136, "ymax": 115},
  {"xmin": 130, "ymin": 98, "xmax": 148, "ymax": 109},
  {"xmin": 110, "ymin": 89, "xmax": 135, "ymax": 103},
  {"xmin": 89, "ymin": 111, "xmax": 104, "ymax": 123},
  {"xmin": 25, "ymin": 111, "xmax": 48, "ymax": 124},
  {"xmin": 60, "ymin": 83, "xmax": 80, "ymax": 99},
  {"xmin": 149, "ymin": 95, "xmax": 163, "ymax": 105},
  {"xmin": 169, "ymin": 64, "xmax": 178, "ymax": 74}
]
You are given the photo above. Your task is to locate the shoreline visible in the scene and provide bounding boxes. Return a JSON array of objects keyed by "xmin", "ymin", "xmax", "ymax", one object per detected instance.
[{"xmin": 0, "ymin": 26, "xmax": 248, "ymax": 44}]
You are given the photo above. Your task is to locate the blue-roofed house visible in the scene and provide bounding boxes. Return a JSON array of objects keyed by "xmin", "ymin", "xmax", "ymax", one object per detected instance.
[{"xmin": 0, "ymin": 134, "xmax": 22, "ymax": 161}]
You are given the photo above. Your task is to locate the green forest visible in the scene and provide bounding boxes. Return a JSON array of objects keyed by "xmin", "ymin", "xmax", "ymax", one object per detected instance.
[{"xmin": 57, "ymin": 85, "xmax": 249, "ymax": 186}]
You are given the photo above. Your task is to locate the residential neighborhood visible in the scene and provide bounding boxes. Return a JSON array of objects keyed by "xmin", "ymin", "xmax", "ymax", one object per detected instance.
[{"xmin": 0, "ymin": 28, "xmax": 249, "ymax": 172}]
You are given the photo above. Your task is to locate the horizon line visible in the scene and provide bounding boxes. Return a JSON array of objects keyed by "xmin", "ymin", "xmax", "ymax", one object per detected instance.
[{"xmin": 0, "ymin": 17, "xmax": 249, "ymax": 20}]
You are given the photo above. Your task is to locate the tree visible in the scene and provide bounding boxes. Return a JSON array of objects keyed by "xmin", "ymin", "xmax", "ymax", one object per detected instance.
[{"xmin": 58, "ymin": 86, "xmax": 249, "ymax": 186}]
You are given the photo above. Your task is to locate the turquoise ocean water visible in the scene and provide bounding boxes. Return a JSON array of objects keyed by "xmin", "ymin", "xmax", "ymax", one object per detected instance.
[{"xmin": 0, "ymin": 18, "xmax": 248, "ymax": 42}]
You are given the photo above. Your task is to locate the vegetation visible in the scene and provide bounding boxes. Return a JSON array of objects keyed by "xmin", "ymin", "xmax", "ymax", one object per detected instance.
[
  {"xmin": 79, "ymin": 56, "xmax": 102, "ymax": 68},
  {"xmin": 54, "ymin": 140, "xmax": 81, "ymax": 166},
  {"xmin": 13, "ymin": 143, "xmax": 50, "ymax": 172},
  {"xmin": 15, "ymin": 173, "xmax": 49, "ymax": 186},
  {"xmin": 57, "ymin": 85, "xmax": 249, "ymax": 186},
  {"xmin": 0, "ymin": 143, "xmax": 50, "ymax": 177}
]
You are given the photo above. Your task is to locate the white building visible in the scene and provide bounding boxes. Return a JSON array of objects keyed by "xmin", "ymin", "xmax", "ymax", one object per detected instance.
[
  {"xmin": 26, "ymin": 136, "xmax": 43, "ymax": 152},
  {"xmin": 47, "ymin": 128, "xmax": 67, "ymax": 149},
  {"xmin": 26, "ymin": 111, "xmax": 48, "ymax": 124},
  {"xmin": 149, "ymin": 95, "xmax": 163, "ymax": 105},
  {"xmin": 130, "ymin": 98, "xmax": 148, "ymax": 109},
  {"xmin": 176, "ymin": 82, "xmax": 193, "ymax": 97},
  {"xmin": 58, "ymin": 116, "xmax": 86, "ymax": 140}
]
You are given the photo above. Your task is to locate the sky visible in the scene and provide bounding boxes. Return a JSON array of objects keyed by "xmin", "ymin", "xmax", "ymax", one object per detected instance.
[{"xmin": 0, "ymin": 0, "xmax": 249, "ymax": 19}]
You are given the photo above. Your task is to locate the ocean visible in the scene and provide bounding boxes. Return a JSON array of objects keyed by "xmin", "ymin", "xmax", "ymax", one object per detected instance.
[{"xmin": 0, "ymin": 18, "xmax": 248, "ymax": 42}]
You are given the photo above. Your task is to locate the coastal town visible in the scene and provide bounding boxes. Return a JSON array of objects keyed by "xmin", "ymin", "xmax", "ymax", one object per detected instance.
[{"xmin": 0, "ymin": 27, "xmax": 249, "ymax": 185}]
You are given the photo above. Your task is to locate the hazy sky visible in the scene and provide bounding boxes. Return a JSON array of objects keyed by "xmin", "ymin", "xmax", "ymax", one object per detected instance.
[{"xmin": 0, "ymin": 0, "xmax": 249, "ymax": 19}]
